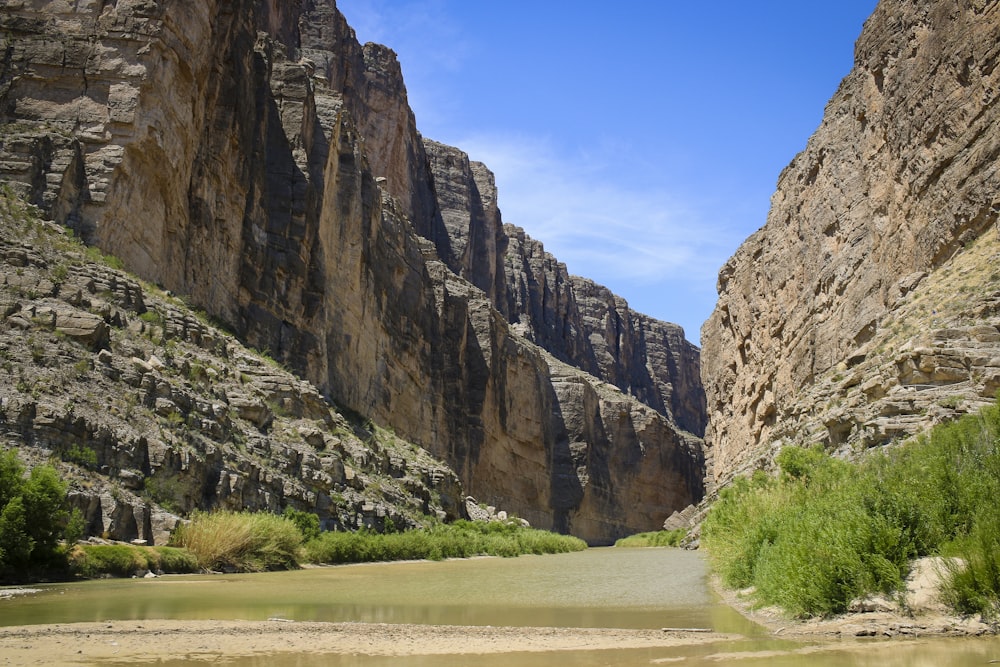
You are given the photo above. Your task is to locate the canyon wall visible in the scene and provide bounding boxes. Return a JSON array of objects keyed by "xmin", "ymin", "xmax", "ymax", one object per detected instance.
[
  {"xmin": 423, "ymin": 139, "xmax": 706, "ymax": 438},
  {"xmin": 702, "ymin": 0, "xmax": 1000, "ymax": 487},
  {"xmin": 0, "ymin": 0, "xmax": 704, "ymax": 542}
]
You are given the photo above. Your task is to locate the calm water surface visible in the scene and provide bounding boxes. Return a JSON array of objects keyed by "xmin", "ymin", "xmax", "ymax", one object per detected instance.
[{"xmin": 2, "ymin": 547, "xmax": 999, "ymax": 666}]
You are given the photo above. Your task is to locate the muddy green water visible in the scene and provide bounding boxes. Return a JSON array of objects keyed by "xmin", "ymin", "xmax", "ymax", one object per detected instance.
[{"xmin": 2, "ymin": 547, "xmax": 999, "ymax": 666}]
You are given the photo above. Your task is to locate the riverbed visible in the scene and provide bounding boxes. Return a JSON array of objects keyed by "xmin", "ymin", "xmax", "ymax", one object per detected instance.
[{"xmin": 1, "ymin": 548, "xmax": 998, "ymax": 665}]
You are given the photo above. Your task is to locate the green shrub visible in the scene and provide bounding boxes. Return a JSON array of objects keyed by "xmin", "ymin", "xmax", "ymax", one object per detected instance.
[
  {"xmin": 69, "ymin": 544, "xmax": 148, "ymax": 577},
  {"xmin": 171, "ymin": 510, "xmax": 304, "ymax": 572},
  {"xmin": 64, "ymin": 443, "xmax": 98, "ymax": 468},
  {"xmin": 303, "ymin": 521, "xmax": 586, "ymax": 565},
  {"xmin": 939, "ymin": 521, "xmax": 1000, "ymax": 620},
  {"xmin": 283, "ymin": 507, "xmax": 321, "ymax": 542},
  {"xmin": 68, "ymin": 544, "xmax": 199, "ymax": 578},
  {"xmin": 702, "ymin": 397, "xmax": 1000, "ymax": 619},
  {"xmin": 0, "ymin": 451, "xmax": 71, "ymax": 578}
]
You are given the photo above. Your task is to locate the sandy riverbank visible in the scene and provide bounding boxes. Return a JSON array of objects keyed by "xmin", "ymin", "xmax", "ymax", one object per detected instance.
[{"xmin": 0, "ymin": 619, "xmax": 738, "ymax": 665}]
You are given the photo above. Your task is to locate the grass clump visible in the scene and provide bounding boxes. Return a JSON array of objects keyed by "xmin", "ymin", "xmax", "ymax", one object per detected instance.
[
  {"xmin": 53, "ymin": 508, "xmax": 584, "ymax": 578},
  {"xmin": 171, "ymin": 510, "xmax": 304, "ymax": 572},
  {"xmin": 304, "ymin": 519, "xmax": 586, "ymax": 565},
  {"xmin": 614, "ymin": 529, "xmax": 688, "ymax": 548},
  {"xmin": 702, "ymin": 397, "xmax": 1000, "ymax": 619}
]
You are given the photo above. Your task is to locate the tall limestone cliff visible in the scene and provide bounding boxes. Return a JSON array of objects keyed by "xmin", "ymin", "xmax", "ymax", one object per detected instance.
[
  {"xmin": 702, "ymin": 0, "xmax": 1000, "ymax": 488},
  {"xmin": 0, "ymin": 0, "xmax": 704, "ymax": 542},
  {"xmin": 423, "ymin": 140, "xmax": 706, "ymax": 439}
]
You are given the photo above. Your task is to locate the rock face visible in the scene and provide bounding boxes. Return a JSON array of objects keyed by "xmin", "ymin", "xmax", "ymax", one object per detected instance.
[
  {"xmin": 0, "ymin": 0, "xmax": 705, "ymax": 542},
  {"xmin": 702, "ymin": 0, "xmax": 1000, "ymax": 487}
]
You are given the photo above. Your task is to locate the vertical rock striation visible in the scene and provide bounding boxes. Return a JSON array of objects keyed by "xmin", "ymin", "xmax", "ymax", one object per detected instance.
[
  {"xmin": 0, "ymin": 0, "xmax": 705, "ymax": 542},
  {"xmin": 423, "ymin": 140, "xmax": 705, "ymax": 438},
  {"xmin": 702, "ymin": 0, "xmax": 1000, "ymax": 487}
]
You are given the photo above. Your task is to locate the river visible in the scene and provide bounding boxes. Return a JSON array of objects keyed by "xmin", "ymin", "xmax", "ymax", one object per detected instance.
[{"xmin": 1, "ymin": 547, "xmax": 998, "ymax": 665}]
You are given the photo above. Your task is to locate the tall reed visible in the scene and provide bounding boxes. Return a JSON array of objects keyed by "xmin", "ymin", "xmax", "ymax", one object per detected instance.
[{"xmin": 171, "ymin": 510, "xmax": 303, "ymax": 572}]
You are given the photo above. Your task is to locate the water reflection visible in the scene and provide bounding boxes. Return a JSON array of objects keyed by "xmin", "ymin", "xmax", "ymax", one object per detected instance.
[
  {"xmin": 1, "ymin": 548, "xmax": 756, "ymax": 633},
  {"xmin": 4, "ymin": 548, "xmax": 1000, "ymax": 666}
]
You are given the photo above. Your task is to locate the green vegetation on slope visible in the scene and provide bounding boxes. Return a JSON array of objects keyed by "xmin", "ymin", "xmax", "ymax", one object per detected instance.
[{"xmin": 702, "ymin": 397, "xmax": 1000, "ymax": 619}]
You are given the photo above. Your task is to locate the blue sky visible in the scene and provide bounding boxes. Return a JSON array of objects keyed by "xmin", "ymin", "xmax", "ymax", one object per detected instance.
[{"xmin": 336, "ymin": 1, "xmax": 879, "ymax": 343}]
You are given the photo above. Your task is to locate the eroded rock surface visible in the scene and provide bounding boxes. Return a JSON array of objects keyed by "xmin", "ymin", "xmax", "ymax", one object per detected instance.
[{"xmin": 0, "ymin": 196, "xmax": 464, "ymax": 544}]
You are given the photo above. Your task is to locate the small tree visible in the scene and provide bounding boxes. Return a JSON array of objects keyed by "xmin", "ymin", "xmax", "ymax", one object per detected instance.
[{"xmin": 0, "ymin": 450, "xmax": 71, "ymax": 576}]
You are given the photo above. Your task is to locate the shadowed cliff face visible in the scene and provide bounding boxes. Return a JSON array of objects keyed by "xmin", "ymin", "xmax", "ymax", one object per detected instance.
[
  {"xmin": 423, "ymin": 140, "xmax": 706, "ymax": 439},
  {"xmin": 0, "ymin": 0, "xmax": 705, "ymax": 542},
  {"xmin": 702, "ymin": 0, "xmax": 1000, "ymax": 488}
]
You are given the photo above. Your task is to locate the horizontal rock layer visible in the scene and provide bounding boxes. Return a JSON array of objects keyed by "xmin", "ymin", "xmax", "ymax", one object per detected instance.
[
  {"xmin": 0, "ymin": 197, "xmax": 464, "ymax": 545},
  {"xmin": 423, "ymin": 140, "xmax": 705, "ymax": 439}
]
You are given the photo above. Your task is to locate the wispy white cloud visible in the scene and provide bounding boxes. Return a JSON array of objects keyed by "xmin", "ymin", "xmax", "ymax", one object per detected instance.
[
  {"xmin": 334, "ymin": 1, "xmax": 747, "ymax": 340},
  {"xmin": 456, "ymin": 132, "xmax": 737, "ymax": 288}
]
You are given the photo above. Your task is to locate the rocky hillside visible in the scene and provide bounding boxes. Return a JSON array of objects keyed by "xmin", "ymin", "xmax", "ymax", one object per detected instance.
[
  {"xmin": 0, "ymin": 0, "xmax": 705, "ymax": 542},
  {"xmin": 702, "ymin": 0, "xmax": 1000, "ymax": 487},
  {"xmin": 0, "ymin": 189, "xmax": 464, "ymax": 545}
]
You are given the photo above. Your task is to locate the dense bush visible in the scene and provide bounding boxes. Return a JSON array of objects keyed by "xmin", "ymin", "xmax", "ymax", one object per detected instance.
[
  {"xmin": 701, "ymin": 398, "xmax": 1000, "ymax": 619},
  {"xmin": 0, "ymin": 450, "xmax": 72, "ymax": 578},
  {"xmin": 283, "ymin": 507, "xmax": 321, "ymax": 541},
  {"xmin": 171, "ymin": 510, "xmax": 304, "ymax": 572},
  {"xmin": 304, "ymin": 519, "xmax": 586, "ymax": 564}
]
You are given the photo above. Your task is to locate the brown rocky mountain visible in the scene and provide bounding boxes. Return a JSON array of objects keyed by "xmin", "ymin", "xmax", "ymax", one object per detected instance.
[
  {"xmin": 702, "ymin": 0, "xmax": 1000, "ymax": 489},
  {"xmin": 0, "ymin": 1, "xmax": 704, "ymax": 543}
]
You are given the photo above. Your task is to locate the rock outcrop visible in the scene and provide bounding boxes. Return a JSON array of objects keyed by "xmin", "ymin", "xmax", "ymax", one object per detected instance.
[
  {"xmin": 702, "ymin": 0, "xmax": 1000, "ymax": 487},
  {"xmin": 0, "ymin": 0, "xmax": 705, "ymax": 542}
]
